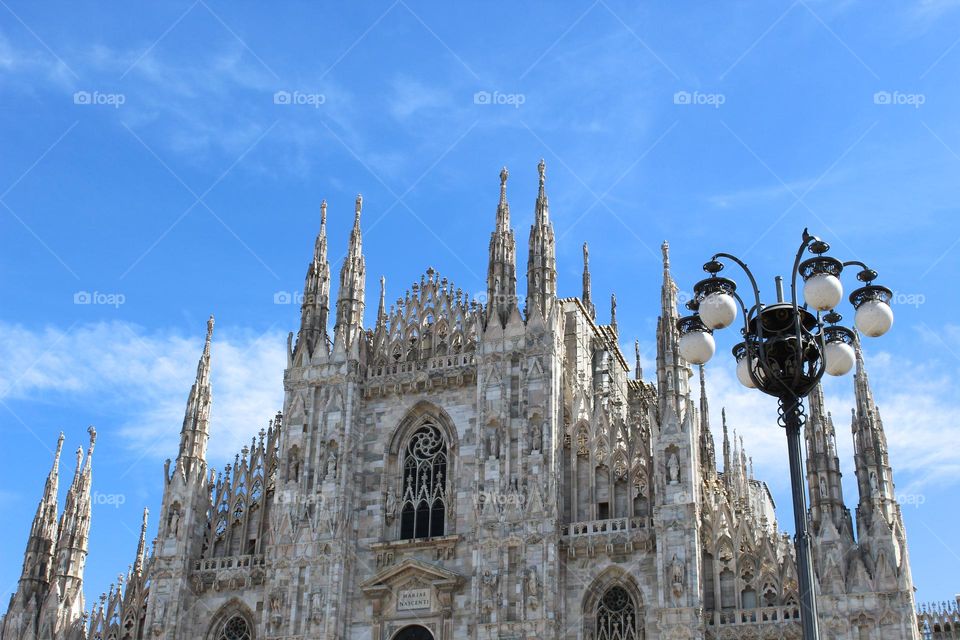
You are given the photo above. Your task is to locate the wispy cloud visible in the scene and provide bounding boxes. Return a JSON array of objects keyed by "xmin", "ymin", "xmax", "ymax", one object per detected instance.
[
  {"xmin": 0, "ymin": 320, "xmax": 286, "ymax": 466},
  {"xmin": 705, "ymin": 337, "xmax": 960, "ymax": 499}
]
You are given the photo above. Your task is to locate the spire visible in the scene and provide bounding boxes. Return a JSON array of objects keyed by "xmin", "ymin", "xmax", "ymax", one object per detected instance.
[
  {"xmin": 853, "ymin": 332, "xmax": 877, "ymax": 418},
  {"xmin": 699, "ymin": 365, "xmax": 716, "ymax": 477},
  {"xmin": 851, "ymin": 334, "xmax": 896, "ymax": 525},
  {"xmin": 537, "ymin": 158, "xmax": 547, "ymax": 212},
  {"xmin": 47, "ymin": 426, "xmax": 97, "ymax": 623},
  {"xmin": 132, "ymin": 508, "xmax": 148, "ymax": 576},
  {"xmin": 486, "ymin": 167, "xmax": 517, "ymax": 326},
  {"xmin": 634, "ymin": 340, "xmax": 643, "ymax": 380},
  {"xmin": 334, "ymin": 195, "xmax": 367, "ymax": 349},
  {"xmin": 376, "ymin": 275, "xmax": 387, "ymax": 331},
  {"xmin": 8, "ymin": 433, "xmax": 65, "ymax": 631},
  {"xmin": 177, "ymin": 316, "xmax": 214, "ymax": 475},
  {"xmin": 805, "ymin": 382, "xmax": 850, "ymax": 534},
  {"xmin": 297, "ymin": 200, "xmax": 331, "ymax": 357},
  {"xmin": 722, "ymin": 408, "xmax": 731, "ymax": 487},
  {"xmin": 656, "ymin": 240, "xmax": 691, "ymax": 418},
  {"xmin": 497, "ymin": 167, "xmax": 510, "ymax": 229},
  {"xmin": 582, "ymin": 242, "xmax": 595, "ymax": 319},
  {"xmin": 610, "ymin": 293, "xmax": 618, "ymax": 334},
  {"xmin": 525, "ymin": 159, "xmax": 557, "ymax": 319}
]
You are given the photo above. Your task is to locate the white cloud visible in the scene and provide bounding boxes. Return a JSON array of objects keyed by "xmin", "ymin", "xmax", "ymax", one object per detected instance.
[
  {"xmin": 388, "ymin": 75, "xmax": 455, "ymax": 121},
  {"xmin": 704, "ymin": 336, "xmax": 960, "ymax": 500},
  {"xmin": 0, "ymin": 320, "xmax": 286, "ymax": 467},
  {"xmin": 2, "ymin": 318, "xmax": 954, "ymax": 499}
]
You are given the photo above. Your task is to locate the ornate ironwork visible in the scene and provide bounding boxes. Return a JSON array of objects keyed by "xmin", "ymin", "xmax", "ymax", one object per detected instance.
[{"xmin": 675, "ymin": 228, "xmax": 893, "ymax": 640}]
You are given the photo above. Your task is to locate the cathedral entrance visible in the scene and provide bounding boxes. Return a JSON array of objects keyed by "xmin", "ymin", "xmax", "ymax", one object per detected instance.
[{"xmin": 391, "ymin": 625, "xmax": 433, "ymax": 640}]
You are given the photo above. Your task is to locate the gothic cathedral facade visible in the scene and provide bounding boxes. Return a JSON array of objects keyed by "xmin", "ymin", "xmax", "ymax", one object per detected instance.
[{"xmin": 2, "ymin": 162, "xmax": 920, "ymax": 639}]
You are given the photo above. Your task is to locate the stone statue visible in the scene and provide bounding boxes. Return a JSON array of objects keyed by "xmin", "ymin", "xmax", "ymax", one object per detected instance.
[
  {"xmin": 481, "ymin": 570, "xmax": 498, "ymax": 611},
  {"xmin": 168, "ymin": 505, "xmax": 181, "ymax": 538},
  {"xmin": 530, "ymin": 420, "xmax": 542, "ymax": 453},
  {"xmin": 385, "ymin": 490, "xmax": 398, "ymax": 523},
  {"xmin": 670, "ymin": 554, "xmax": 684, "ymax": 597},
  {"xmin": 326, "ymin": 448, "xmax": 338, "ymax": 478},
  {"xmin": 667, "ymin": 452, "xmax": 680, "ymax": 485},
  {"xmin": 152, "ymin": 598, "xmax": 167, "ymax": 635},
  {"xmin": 487, "ymin": 428, "xmax": 501, "ymax": 460},
  {"xmin": 310, "ymin": 590, "xmax": 324, "ymax": 623},
  {"xmin": 525, "ymin": 566, "xmax": 541, "ymax": 610},
  {"xmin": 869, "ymin": 471, "xmax": 879, "ymax": 493}
]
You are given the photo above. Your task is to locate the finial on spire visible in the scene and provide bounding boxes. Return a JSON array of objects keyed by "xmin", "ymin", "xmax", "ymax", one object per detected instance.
[
  {"xmin": 83, "ymin": 425, "xmax": 97, "ymax": 468},
  {"xmin": 55, "ymin": 432, "xmax": 65, "ymax": 464},
  {"xmin": 354, "ymin": 194, "xmax": 363, "ymax": 221},
  {"xmin": 538, "ymin": 158, "xmax": 546, "ymax": 189},
  {"xmin": 498, "ymin": 166, "xmax": 509, "ymax": 210},
  {"xmin": 133, "ymin": 507, "xmax": 149, "ymax": 574},
  {"xmin": 634, "ymin": 340, "xmax": 642, "ymax": 380},
  {"xmin": 853, "ymin": 328, "xmax": 865, "ymax": 364},
  {"xmin": 320, "ymin": 199, "xmax": 327, "ymax": 225},
  {"xmin": 582, "ymin": 242, "xmax": 595, "ymax": 319},
  {"xmin": 661, "ymin": 240, "xmax": 670, "ymax": 271},
  {"xmin": 610, "ymin": 293, "xmax": 617, "ymax": 332},
  {"xmin": 205, "ymin": 314, "xmax": 215, "ymax": 346},
  {"xmin": 377, "ymin": 275, "xmax": 387, "ymax": 329}
]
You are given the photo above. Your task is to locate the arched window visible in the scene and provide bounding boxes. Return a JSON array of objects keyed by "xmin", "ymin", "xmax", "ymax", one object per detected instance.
[
  {"xmin": 399, "ymin": 423, "xmax": 447, "ymax": 540},
  {"xmin": 596, "ymin": 586, "xmax": 640, "ymax": 640},
  {"xmin": 215, "ymin": 615, "xmax": 251, "ymax": 640},
  {"xmin": 393, "ymin": 625, "xmax": 433, "ymax": 640}
]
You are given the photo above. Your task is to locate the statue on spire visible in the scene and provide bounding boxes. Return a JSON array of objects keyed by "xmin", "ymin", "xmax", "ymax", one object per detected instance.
[
  {"xmin": 635, "ymin": 340, "xmax": 642, "ymax": 380},
  {"xmin": 582, "ymin": 242, "xmax": 595, "ymax": 319},
  {"xmin": 610, "ymin": 293, "xmax": 618, "ymax": 333}
]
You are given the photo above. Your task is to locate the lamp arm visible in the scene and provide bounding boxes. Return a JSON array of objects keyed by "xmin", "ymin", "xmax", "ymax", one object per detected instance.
[
  {"xmin": 788, "ymin": 229, "xmax": 819, "ymax": 392},
  {"xmin": 710, "ymin": 253, "xmax": 788, "ymax": 394},
  {"xmin": 712, "ymin": 252, "xmax": 762, "ymax": 312}
]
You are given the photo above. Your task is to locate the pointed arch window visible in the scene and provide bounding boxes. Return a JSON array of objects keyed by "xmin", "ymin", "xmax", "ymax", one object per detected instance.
[
  {"xmin": 399, "ymin": 423, "xmax": 447, "ymax": 540},
  {"xmin": 216, "ymin": 615, "xmax": 251, "ymax": 640},
  {"xmin": 596, "ymin": 586, "xmax": 640, "ymax": 640}
]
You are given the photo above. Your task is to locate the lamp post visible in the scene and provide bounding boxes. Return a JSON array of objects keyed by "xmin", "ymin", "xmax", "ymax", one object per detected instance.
[{"xmin": 675, "ymin": 229, "xmax": 893, "ymax": 640}]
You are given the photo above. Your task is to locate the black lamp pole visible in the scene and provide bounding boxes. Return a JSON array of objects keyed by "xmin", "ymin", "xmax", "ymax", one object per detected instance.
[{"xmin": 675, "ymin": 229, "xmax": 894, "ymax": 640}]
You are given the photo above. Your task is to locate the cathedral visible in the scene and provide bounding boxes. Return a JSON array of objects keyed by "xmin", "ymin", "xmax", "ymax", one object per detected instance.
[{"xmin": 1, "ymin": 162, "xmax": 922, "ymax": 639}]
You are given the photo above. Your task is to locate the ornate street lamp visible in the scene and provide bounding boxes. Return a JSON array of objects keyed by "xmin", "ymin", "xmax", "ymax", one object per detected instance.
[{"xmin": 675, "ymin": 229, "xmax": 893, "ymax": 640}]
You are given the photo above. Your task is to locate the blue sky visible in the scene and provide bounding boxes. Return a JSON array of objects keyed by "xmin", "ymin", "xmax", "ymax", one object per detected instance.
[{"xmin": 2, "ymin": 0, "xmax": 959, "ymax": 611}]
